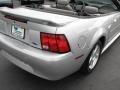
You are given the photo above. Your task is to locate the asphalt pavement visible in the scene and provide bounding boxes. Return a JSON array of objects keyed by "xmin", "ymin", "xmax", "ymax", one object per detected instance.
[{"xmin": 0, "ymin": 37, "xmax": 120, "ymax": 90}]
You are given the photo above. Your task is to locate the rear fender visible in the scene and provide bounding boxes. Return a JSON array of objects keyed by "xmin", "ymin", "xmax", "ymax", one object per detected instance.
[{"xmin": 89, "ymin": 28, "xmax": 107, "ymax": 52}]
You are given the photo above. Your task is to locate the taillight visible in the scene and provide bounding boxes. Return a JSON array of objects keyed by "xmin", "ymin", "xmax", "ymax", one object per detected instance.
[{"xmin": 40, "ymin": 33, "xmax": 70, "ymax": 53}]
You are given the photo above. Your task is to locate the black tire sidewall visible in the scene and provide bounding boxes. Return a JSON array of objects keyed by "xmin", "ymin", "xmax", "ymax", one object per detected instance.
[{"xmin": 81, "ymin": 41, "xmax": 102, "ymax": 74}]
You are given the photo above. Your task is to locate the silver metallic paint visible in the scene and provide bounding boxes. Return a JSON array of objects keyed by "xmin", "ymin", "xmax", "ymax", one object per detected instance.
[{"xmin": 0, "ymin": 7, "xmax": 120, "ymax": 80}]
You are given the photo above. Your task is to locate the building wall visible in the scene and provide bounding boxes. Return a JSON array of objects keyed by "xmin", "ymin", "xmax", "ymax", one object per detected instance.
[{"xmin": 12, "ymin": 0, "xmax": 21, "ymax": 7}]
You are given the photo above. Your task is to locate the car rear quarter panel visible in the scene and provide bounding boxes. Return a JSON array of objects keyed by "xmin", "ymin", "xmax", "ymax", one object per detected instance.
[
  {"xmin": 56, "ymin": 14, "xmax": 117, "ymax": 61},
  {"xmin": 56, "ymin": 19, "xmax": 92, "ymax": 62}
]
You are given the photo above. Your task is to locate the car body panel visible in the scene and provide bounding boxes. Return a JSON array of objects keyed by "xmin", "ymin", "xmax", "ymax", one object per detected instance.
[
  {"xmin": 0, "ymin": 11, "xmax": 58, "ymax": 49},
  {"xmin": 56, "ymin": 13, "xmax": 120, "ymax": 57},
  {"xmin": 0, "ymin": 7, "xmax": 78, "ymax": 26}
]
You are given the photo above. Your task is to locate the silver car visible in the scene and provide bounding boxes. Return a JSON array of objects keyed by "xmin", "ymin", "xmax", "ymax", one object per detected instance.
[{"xmin": 0, "ymin": 0, "xmax": 120, "ymax": 80}]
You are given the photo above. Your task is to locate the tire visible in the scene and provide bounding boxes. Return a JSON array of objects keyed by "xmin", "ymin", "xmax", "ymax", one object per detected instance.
[{"xmin": 81, "ymin": 41, "xmax": 102, "ymax": 74}]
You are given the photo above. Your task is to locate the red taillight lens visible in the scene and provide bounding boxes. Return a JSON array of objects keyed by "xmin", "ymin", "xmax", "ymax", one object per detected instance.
[
  {"xmin": 48, "ymin": 34, "xmax": 58, "ymax": 52},
  {"xmin": 40, "ymin": 33, "xmax": 70, "ymax": 53},
  {"xmin": 41, "ymin": 33, "xmax": 49, "ymax": 50},
  {"xmin": 56, "ymin": 35, "xmax": 70, "ymax": 53}
]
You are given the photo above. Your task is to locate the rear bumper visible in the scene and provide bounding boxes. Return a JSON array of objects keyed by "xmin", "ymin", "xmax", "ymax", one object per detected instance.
[{"xmin": 0, "ymin": 33, "xmax": 84, "ymax": 80}]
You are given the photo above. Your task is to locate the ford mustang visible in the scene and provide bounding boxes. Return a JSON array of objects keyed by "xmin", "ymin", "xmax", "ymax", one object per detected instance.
[{"xmin": 0, "ymin": 0, "xmax": 120, "ymax": 80}]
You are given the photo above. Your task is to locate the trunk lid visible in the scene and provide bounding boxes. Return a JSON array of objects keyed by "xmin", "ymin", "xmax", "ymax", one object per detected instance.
[
  {"xmin": 0, "ymin": 7, "xmax": 78, "ymax": 49},
  {"xmin": 0, "ymin": 7, "xmax": 78, "ymax": 26}
]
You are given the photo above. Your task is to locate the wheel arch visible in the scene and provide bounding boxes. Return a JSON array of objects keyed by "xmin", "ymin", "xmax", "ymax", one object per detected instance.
[
  {"xmin": 99, "ymin": 36, "xmax": 106, "ymax": 49},
  {"xmin": 89, "ymin": 28, "xmax": 107, "ymax": 51}
]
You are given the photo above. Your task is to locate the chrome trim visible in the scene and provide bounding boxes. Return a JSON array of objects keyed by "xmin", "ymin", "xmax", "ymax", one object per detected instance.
[{"xmin": 102, "ymin": 32, "xmax": 120, "ymax": 53}]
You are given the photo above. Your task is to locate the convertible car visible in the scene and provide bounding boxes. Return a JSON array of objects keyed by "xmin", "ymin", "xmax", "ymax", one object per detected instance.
[{"xmin": 0, "ymin": 0, "xmax": 120, "ymax": 80}]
